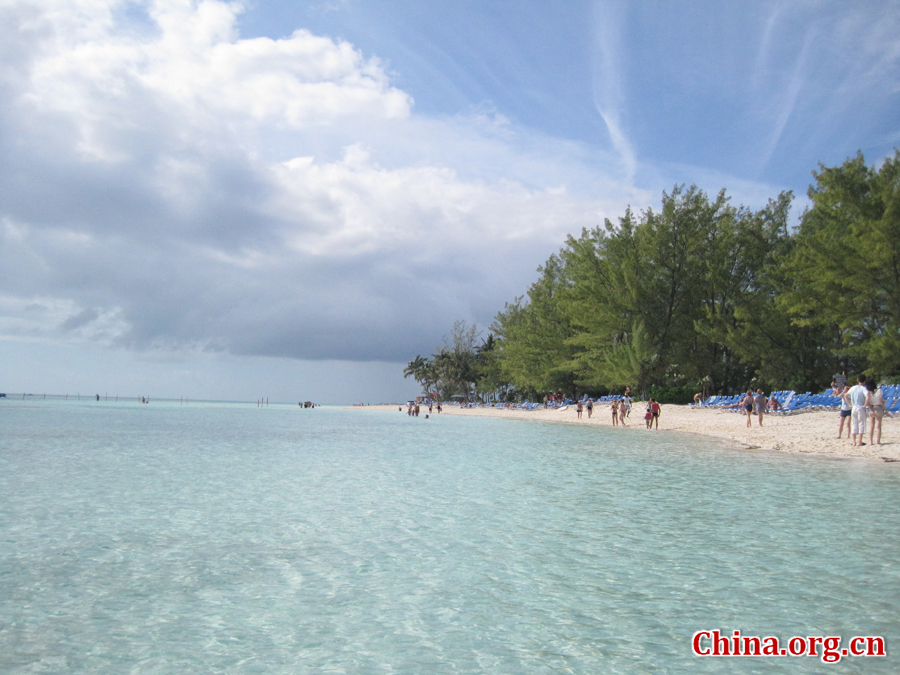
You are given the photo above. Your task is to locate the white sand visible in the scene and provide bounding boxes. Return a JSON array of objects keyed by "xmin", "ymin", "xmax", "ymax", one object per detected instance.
[{"xmin": 361, "ymin": 403, "xmax": 900, "ymax": 462}]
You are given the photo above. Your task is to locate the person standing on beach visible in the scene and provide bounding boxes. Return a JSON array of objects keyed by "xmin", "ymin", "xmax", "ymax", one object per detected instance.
[
  {"xmin": 847, "ymin": 375, "xmax": 869, "ymax": 446},
  {"xmin": 619, "ymin": 399, "xmax": 627, "ymax": 426},
  {"xmin": 649, "ymin": 399, "xmax": 660, "ymax": 429},
  {"xmin": 741, "ymin": 390, "xmax": 754, "ymax": 428},
  {"xmin": 611, "ymin": 400, "xmax": 619, "ymax": 426},
  {"xmin": 622, "ymin": 393, "xmax": 632, "ymax": 418},
  {"xmin": 867, "ymin": 379, "xmax": 885, "ymax": 445},
  {"xmin": 586, "ymin": 398, "xmax": 593, "ymax": 418},
  {"xmin": 644, "ymin": 403, "xmax": 652, "ymax": 428},
  {"xmin": 834, "ymin": 384, "xmax": 852, "ymax": 439},
  {"xmin": 754, "ymin": 389, "xmax": 766, "ymax": 426},
  {"xmin": 576, "ymin": 400, "xmax": 583, "ymax": 419}
]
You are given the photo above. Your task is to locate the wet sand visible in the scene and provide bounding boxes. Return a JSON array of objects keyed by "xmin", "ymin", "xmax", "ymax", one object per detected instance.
[{"xmin": 363, "ymin": 403, "xmax": 899, "ymax": 461}]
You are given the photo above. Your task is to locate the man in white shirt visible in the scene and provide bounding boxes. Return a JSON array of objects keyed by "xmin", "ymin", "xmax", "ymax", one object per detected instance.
[{"xmin": 847, "ymin": 374, "xmax": 869, "ymax": 446}]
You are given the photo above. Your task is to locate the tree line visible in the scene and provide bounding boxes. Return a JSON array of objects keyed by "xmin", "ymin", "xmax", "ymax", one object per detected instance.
[{"xmin": 405, "ymin": 151, "xmax": 900, "ymax": 403}]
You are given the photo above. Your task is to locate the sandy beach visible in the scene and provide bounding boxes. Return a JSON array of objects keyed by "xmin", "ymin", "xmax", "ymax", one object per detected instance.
[{"xmin": 363, "ymin": 402, "xmax": 900, "ymax": 461}]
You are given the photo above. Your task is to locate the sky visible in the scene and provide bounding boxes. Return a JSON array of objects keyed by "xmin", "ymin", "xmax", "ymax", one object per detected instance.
[{"xmin": 1, "ymin": 0, "xmax": 898, "ymax": 404}]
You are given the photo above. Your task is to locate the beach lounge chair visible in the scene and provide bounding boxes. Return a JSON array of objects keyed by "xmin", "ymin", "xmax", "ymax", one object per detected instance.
[{"xmin": 886, "ymin": 397, "xmax": 900, "ymax": 415}]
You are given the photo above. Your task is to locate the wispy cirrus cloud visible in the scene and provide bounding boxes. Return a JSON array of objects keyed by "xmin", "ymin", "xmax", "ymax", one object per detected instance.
[
  {"xmin": 586, "ymin": 0, "xmax": 900, "ymax": 184},
  {"xmin": 590, "ymin": 0, "xmax": 637, "ymax": 181},
  {"xmin": 747, "ymin": 0, "xmax": 900, "ymax": 172}
]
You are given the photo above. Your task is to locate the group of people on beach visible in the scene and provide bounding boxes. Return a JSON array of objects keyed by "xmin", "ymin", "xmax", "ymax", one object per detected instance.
[
  {"xmin": 834, "ymin": 376, "xmax": 886, "ymax": 446},
  {"xmin": 735, "ymin": 389, "xmax": 769, "ymax": 428},
  {"xmin": 721, "ymin": 389, "xmax": 784, "ymax": 427},
  {"xmin": 402, "ymin": 400, "xmax": 441, "ymax": 417},
  {"xmin": 728, "ymin": 377, "xmax": 888, "ymax": 446},
  {"xmin": 574, "ymin": 388, "xmax": 662, "ymax": 429}
]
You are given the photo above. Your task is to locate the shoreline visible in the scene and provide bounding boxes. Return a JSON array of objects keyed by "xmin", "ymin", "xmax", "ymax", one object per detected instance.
[{"xmin": 356, "ymin": 403, "xmax": 900, "ymax": 462}]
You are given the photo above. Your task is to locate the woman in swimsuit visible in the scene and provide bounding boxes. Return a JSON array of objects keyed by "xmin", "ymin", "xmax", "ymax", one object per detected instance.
[
  {"xmin": 611, "ymin": 400, "xmax": 619, "ymax": 426},
  {"xmin": 866, "ymin": 380, "xmax": 885, "ymax": 445},
  {"xmin": 742, "ymin": 390, "xmax": 754, "ymax": 428},
  {"xmin": 618, "ymin": 398, "xmax": 627, "ymax": 425}
]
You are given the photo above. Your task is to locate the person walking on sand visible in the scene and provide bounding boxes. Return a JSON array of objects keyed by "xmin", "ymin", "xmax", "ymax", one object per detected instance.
[
  {"xmin": 611, "ymin": 400, "xmax": 619, "ymax": 426},
  {"xmin": 586, "ymin": 397, "xmax": 593, "ymax": 418},
  {"xmin": 649, "ymin": 399, "xmax": 661, "ymax": 429},
  {"xmin": 741, "ymin": 390, "xmax": 754, "ymax": 428},
  {"xmin": 644, "ymin": 402, "xmax": 653, "ymax": 428},
  {"xmin": 576, "ymin": 400, "xmax": 583, "ymax": 419},
  {"xmin": 847, "ymin": 374, "xmax": 869, "ymax": 446},
  {"xmin": 834, "ymin": 384, "xmax": 852, "ymax": 439},
  {"xmin": 619, "ymin": 398, "xmax": 627, "ymax": 425},
  {"xmin": 622, "ymin": 393, "xmax": 632, "ymax": 418},
  {"xmin": 867, "ymin": 379, "xmax": 886, "ymax": 446},
  {"xmin": 754, "ymin": 389, "xmax": 766, "ymax": 426}
]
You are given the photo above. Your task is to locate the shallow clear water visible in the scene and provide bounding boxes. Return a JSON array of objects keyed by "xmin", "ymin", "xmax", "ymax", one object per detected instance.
[{"xmin": 1, "ymin": 399, "xmax": 898, "ymax": 674}]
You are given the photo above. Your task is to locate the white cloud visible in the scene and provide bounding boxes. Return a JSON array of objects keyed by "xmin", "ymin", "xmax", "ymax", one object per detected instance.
[
  {"xmin": 20, "ymin": 0, "xmax": 411, "ymax": 162},
  {"xmin": 0, "ymin": 0, "xmax": 640, "ymax": 363},
  {"xmin": 590, "ymin": 0, "xmax": 637, "ymax": 180}
]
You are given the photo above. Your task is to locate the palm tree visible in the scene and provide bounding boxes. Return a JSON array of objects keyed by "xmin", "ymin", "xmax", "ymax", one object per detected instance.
[{"xmin": 403, "ymin": 355, "xmax": 431, "ymax": 394}]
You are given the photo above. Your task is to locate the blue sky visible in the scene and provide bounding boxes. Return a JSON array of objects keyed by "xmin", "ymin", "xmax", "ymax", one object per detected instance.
[
  {"xmin": 237, "ymin": 0, "xmax": 899, "ymax": 185},
  {"xmin": 0, "ymin": 0, "xmax": 897, "ymax": 403}
]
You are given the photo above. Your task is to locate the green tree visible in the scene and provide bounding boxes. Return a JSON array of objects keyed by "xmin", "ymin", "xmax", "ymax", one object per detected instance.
[
  {"xmin": 473, "ymin": 333, "xmax": 510, "ymax": 402},
  {"xmin": 492, "ymin": 254, "xmax": 582, "ymax": 398},
  {"xmin": 700, "ymin": 193, "xmax": 843, "ymax": 391},
  {"xmin": 779, "ymin": 150, "xmax": 900, "ymax": 377},
  {"xmin": 560, "ymin": 186, "xmax": 736, "ymax": 393},
  {"xmin": 407, "ymin": 153, "xmax": 899, "ymax": 398},
  {"xmin": 403, "ymin": 354, "xmax": 426, "ymax": 383},
  {"xmin": 431, "ymin": 320, "xmax": 481, "ymax": 401},
  {"xmin": 403, "ymin": 355, "xmax": 431, "ymax": 395}
]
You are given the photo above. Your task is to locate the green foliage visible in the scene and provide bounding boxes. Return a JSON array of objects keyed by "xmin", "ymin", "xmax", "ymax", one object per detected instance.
[
  {"xmin": 408, "ymin": 151, "xmax": 900, "ymax": 400},
  {"xmin": 647, "ymin": 384, "xmax": 697, "ymax": 405},
  {"xmin": 557, "ymin": 184, "xmax": 801, "ymax": 393},
  {"xmin": 403, "ymin": 355, "xmax": 430, "ymax": 393},
  {"xmin": 491, "ymin": 255, "xmax": 582, "ymax": 397},
  {"xmin": 779, "ymin": 150, "xmax": 900, "ymax": 377},
  {"xmin": 404, "ymin": 321, "xmax": 492, "ymax": 401}
]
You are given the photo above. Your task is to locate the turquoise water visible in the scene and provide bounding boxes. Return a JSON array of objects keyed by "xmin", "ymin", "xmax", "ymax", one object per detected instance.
[{"xmin": 1, "ymin": 399, "xmax": 898, "ymax": 674}]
